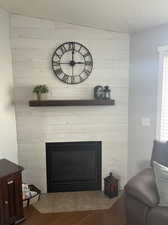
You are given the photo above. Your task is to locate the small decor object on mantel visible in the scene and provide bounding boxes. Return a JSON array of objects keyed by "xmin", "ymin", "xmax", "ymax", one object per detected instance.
[
  {"xmin": 33, "ymin": 85, "xmax": 49, "ymax": 101},
  {"xmin": 94, "ymin": 85, "xmax": 111, "ymax": 100},
  {"xmin": 94, "ymin": 86, "xmax": 104, "ymax": 99},
  {"xmin": 103, "ymin": 86, "xmax": 111, "ymax": 99},
  {"xmin": 104, "ymin": 172, "xmax": 119, "ymax": 198}
]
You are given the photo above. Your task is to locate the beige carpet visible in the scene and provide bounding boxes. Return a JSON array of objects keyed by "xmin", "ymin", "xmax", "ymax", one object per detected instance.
[{"xmin": 33, "ymin": 191, "xmax": 119, "ymax": 213}]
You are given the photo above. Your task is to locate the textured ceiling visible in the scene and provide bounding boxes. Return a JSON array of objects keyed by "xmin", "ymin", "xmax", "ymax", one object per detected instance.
[{"xmin": 1, "ymin": 0, "xmax": 168, "ymax": 32}]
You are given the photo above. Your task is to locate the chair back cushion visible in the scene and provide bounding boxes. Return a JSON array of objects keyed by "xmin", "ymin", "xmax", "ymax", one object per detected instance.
[
  {"xmin": 153, "ymin": 161, "xmax": 168, "ymax": 207},
  {"xmin": 151, "ymin": 140, "xmax": 168, "ymax": 167}
]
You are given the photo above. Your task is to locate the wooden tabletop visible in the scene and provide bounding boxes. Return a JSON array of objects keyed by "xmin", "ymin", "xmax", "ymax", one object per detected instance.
[{"xmin": 0, "ymin": 159, "xmax": 24, "ymax": 178}]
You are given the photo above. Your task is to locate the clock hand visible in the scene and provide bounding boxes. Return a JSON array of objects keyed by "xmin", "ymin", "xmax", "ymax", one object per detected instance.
[
  {"xmin": 72, "ymin": 48, "xmax": 75, "ymax": 62},
  {"xmin": 75, "ymin": 62, "xmax": 85, "ymax": 64},
  {"xmin": 59, "ymin": 61, "xmax": 84, "ymax": 66},
  {"xmin": 72, "ymin": 65, "xmax": 74, "ymax": 76}
]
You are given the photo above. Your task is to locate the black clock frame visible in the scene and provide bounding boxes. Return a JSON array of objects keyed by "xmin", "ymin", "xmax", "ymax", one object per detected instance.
[{"xmin": 52, "ymin": 42, "xmax": 93, "ymax": 84}]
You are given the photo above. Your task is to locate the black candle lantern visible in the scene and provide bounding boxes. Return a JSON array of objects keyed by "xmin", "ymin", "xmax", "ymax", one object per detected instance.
[
  {"xmin": 104, "ymin": 172, "xmax": 119, "ymax": 198},
  {"xmin": 103, "ymin": 86, "xmax": 111, "ymax": 99}
]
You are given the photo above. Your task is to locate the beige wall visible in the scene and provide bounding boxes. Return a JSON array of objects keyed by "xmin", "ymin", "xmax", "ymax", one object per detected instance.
[
  {"xmin": 0, "ymin": 9, "xmax": 18, "ymax": 163},
  {"xmin": 11, "ymin": 15, "xmax": 129, "ymax": 192},
  {"xmin": 128, "ymin": 24, "xmax": 168, "ymax": 179}
]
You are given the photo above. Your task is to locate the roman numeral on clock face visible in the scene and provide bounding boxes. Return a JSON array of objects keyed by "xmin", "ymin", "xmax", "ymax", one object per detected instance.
[
  {"xmin": 55, "ymin": 53, "xmax": 61, "ymax": 59},
  {"xmin": 68, "ymin": 42, "xmax": 75, "ymax": 51},
  {"xmin": 78, "ymin": 75, "xmax": 84, "ymax": 82},
  {"xmin": 77, "ymin": 45, "xmax": 82, "ymax": 53},
  {"xmin": 84, "ymin": 68, "xmax": 90, "ymax": 76},
  {"xmin": 60, "ymin": 45, "xmax": 67, "ymax": 54},
  {"xmin": 71, "ymin": 76, "xmax": 76, "ymax": 84},
  {"xmin": 52, "ymin": 61, "xmax": 60, "ymax": 66},
  {"xmin": 85, "ymin": 61, "xmax": 92, "ymax": 66},
  {"xmin": 62, "ymin": 74, "xmax": 69, "ymax": 83},
  {"xmin": 83, "ymin": 52, "xmax": 90, "ymax": 58},
  {"xmin": 54, "ymin": 68, "xmax": 62, "ymax": 75}
]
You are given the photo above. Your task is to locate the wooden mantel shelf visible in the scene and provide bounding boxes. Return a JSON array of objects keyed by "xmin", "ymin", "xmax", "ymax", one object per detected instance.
[{"xmin": 29, "ymin": 99, "xmax": 115, "ymax": 107}]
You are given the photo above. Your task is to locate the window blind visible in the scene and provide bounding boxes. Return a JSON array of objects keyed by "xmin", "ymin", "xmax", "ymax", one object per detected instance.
[{"xmin": 160, "ymin": 55, "xmax": 168, "ymax": 141}]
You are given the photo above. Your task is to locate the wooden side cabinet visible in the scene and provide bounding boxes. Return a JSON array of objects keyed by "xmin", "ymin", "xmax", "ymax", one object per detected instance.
[{"xmin": 0, "ymin": 159, "xmax": 24, "ymax": 225}]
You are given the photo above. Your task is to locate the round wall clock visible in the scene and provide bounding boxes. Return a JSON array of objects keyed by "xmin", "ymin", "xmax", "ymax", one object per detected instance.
[{"xmin": 52, "ymin": 42, "xmax": 93, "ymax": 84}]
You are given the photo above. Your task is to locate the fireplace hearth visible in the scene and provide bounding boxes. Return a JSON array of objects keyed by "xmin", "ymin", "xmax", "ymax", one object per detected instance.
[{"xmin": 46, "ymin": 141, "xmax": 101, "ymax": 192}]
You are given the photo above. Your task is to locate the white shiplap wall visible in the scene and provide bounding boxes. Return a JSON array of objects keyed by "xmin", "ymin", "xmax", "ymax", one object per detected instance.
[
  {"xmin": 11, "ymin": 15, "xmax": 129, "ymax": 193},
  {"xmin": 0, "ymin": 9, "xmax": 18, "ymax": 163}
]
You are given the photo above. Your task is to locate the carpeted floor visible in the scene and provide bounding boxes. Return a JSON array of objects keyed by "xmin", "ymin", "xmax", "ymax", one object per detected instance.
[{"xmin": 33, "ymin": 191, "xmax": 119, "ymax": 213}]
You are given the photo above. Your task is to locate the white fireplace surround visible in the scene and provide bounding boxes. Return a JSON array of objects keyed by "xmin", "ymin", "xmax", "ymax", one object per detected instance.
[{"xmin": 11, "ymin": 15, "xmax": 129, "ymax": 193}]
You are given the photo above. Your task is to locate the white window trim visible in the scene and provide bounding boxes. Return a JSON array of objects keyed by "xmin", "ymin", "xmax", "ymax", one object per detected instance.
[{"xmin": 156, "ymin": 46, "xmax": 168, "ymax": 140}]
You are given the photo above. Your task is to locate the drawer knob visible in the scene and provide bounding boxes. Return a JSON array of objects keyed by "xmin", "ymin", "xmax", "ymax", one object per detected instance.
[{"xmin": 4, "ymin": 201, "xmax": 8, "ymax": 205}]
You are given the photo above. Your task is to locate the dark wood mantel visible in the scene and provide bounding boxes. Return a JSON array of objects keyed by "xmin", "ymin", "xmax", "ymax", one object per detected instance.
[{"xmin": 29, "ymin": 99, "xmax": 115, "ymax": 107}]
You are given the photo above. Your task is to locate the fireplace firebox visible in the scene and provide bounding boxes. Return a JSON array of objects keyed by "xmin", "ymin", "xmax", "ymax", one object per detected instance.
[{"xmin": 46, "ymin": 141, "xmax": 101, "ymax": 192}]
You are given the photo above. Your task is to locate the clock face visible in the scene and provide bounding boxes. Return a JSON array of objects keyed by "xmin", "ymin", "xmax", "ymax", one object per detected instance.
[{"xmin": 52, "ymin": 42, "xmax": 93, "ymax": 84}]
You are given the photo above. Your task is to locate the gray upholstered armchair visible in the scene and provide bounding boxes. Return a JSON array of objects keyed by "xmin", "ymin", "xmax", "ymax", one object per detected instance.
[{"xmin": 125, "ymin": 140, "xmax": 168, "ymax": 225}]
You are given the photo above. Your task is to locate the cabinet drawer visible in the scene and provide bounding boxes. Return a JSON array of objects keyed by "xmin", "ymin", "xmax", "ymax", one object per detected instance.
[
  {"xmin": 0, "ymin": 181, "xmax": 4, "ymax": 225},
  {"xmin": 0, "ymin": 159, "xmax": 24, "ymax": 225}
]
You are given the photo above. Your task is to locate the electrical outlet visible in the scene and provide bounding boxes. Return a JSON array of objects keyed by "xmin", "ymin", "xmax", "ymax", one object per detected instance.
[{"xmin": 141, "ymin": 117, "xmax": 151, "ymax": 127}]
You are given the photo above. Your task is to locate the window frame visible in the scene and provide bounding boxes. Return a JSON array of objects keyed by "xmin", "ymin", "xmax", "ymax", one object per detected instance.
[{"xmin": 156, "ymin": 45, "xmax": 168, "ymax": 140}]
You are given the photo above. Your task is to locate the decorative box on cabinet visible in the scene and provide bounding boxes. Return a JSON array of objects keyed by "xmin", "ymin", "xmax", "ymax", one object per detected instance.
[{"xmin": 0, "ymin": 159, "xmax": 24, "ymax": 225}]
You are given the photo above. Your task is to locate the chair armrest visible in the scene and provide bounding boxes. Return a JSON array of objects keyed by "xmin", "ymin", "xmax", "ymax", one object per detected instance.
[{"xmin": 125, "ymin": 168, "xmax": 159, "ymax": 207}]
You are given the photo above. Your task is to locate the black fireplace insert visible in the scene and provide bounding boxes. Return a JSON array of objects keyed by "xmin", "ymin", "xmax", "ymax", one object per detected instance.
[{"xmin": 46, "ymin": 141, "xmax": 101, "ymax": 192}]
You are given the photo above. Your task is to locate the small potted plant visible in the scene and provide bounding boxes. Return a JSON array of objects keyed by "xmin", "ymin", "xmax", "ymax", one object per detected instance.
[{"xmin": 33, "ymin": 85, "xmax": 49, "ymax": 101}]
